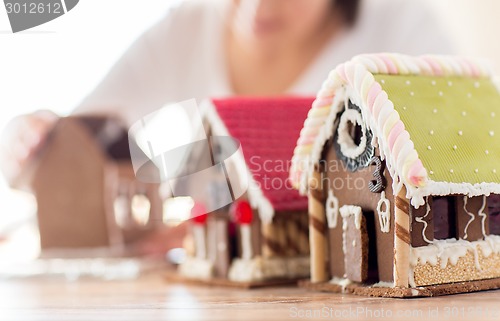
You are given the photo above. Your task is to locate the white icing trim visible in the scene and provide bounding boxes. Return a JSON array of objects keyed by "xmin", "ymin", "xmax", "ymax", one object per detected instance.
[
  {"xmin": 201, "ymin": 100, "xmax": 275, "ymax": 224},
  {"xmin": 414, "ymin": 197, "xmax": 432, "ymax": 244},
  {"xmin": 340, "ymin": 205, "xmax": 362, "ymax": 230},
  {"xmin": 337, "ymin": 108, "xmax": 367, "ymax": 158},
  {"xmin": 463, "ymin": 196, "xmax": 476, "ymax": 240},
  {"xmin": 325, "ymin": 188, "xmax": 339, "ymax": 228},
  {"xmin": 376, "ymin": 191, "xmax": 391, "ymax": 233}
]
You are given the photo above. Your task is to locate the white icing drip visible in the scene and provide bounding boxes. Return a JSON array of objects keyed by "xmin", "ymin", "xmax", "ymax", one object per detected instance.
[
  {"xmin": 408, "ymin": 235, "xmax": 500, "ymax": 286},
  {"xmin": 193, "ymin": 225, "xmax": 206, "ymax": 259},
  {"xmin": 240, "ymin": 224, "xmax": 253, "ymax": 260},
  {"xmin": 179, "ymin": 257, "xmax": 214, "ymax": 280},
  {"xmin": 414, "ymin": 197, "xmax": 432, "ymax": 244},
  {"xmin": 325, "ymin": 189, "xmax": 339, "ymax": 228},
  {"xmin": 463, "ymin": 196, "xmax": 476, "ymax": 240},
  {"xmin": 479, "ymin": 195, "xmax": 488, "ymax": 238},
  {"xmin": 329, "ymin": 276, "xmax": 352, "ymax": 292},
  {"xmin": 340, "ymin": 205, "xmax": 362, "ymax": 230},
  {"xmin": 410, "ymin": 180, "xmax": 500, "ymax": 209},
  {"xmin": 227, "ymin": 256, "xmax": 310, "ymax": 282},
  {"xmin": 376, "ymin": 191, "xmax": 391, "ymax": 233}
]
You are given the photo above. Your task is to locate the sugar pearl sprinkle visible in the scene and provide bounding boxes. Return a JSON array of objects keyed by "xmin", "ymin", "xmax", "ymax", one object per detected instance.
[
  {"xmin": 448, "ymin": 81, "xmax": 453, "ymax": 86},
  {"xmin": 450, "ymin": 169, "xmax": 454, "ymax": 173},
  {"xmin": 429, "ymin": 130, "xmax": 434, "ymax": 135},
  {"xmin": 433, "ymin": 109, "xmax": 438, "ymax": 114},
  {"xmin": 429, "ymin": 170, "xmax": 434, "ymax": 175},
  {"xmin": 405, "ymin": 80, "xmax": 411, "ymax": 85},
  {"xmin": 458, "ymin": 130, "xmax": 463, "ymax": 136},
  {"xmin": 490, "ymin": 131, "xmax": 495, "ymax": 137},
  {"xmin": 438, "ymin": 91, "xmax": 443, "ymax": 96},
  {"xmin": 474, "ymin": 82, "xmax": 480, "ymax": 88},
  {"xmin": 494, "ymin": 169, "xmax": 497, "ymax": 174},
  {"xmin": 427, "ymin": 146, "xmax": 432, "ymax": 150},
  {"xmin": 410, "ymin": 91, "xmax": 415, "ymax": 96},
  {"xmin": 453, "ymin": 145, "xmax": 457, "ymax": 150},
  {"xmin": 491, "ymin": 112, "xmax": 496, "ymax": 117},
  {"xmin": 467, "ymin": 93, "xmax": 472, "ymax": 98},
  {"xmin": 475, "ymin": 169, "xmax": 479, "ymax": 173},
  {"xmin": 431, "ymin": 80, "xmax": 436, "ymax": 86},
  {"xmin": 486, "ymin": 150, "xmax": 490, "ymax": 155},
  {"xmin": 461, "ymin": 111, "xmax": 467, "ymax": 116}
]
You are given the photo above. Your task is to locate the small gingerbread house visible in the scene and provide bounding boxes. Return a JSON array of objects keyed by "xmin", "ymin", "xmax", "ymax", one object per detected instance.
[
  {"xmin": 30, "ymin": 116, "xmax": 162, "ymax": 257},
  {"xmin": 178, "ymin": 97, "xmax": 312, "ymax": 286},
  {"xmin": 290, "ymin": 53, "xmax": 500, "ymax": 297}
]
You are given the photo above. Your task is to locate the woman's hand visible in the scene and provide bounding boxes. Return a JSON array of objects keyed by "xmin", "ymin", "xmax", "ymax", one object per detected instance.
[{"xmin": 0, "ymin": 110, "xmax": 58, "ymax": 187}]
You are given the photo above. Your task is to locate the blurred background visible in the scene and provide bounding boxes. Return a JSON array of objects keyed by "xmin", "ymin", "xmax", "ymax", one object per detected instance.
[{"xmin": 1, "ymin": 0, "xmax": 500, "ymax": 265}]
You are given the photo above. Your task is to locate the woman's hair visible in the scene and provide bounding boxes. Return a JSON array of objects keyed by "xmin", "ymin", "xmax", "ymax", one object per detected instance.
[{"xmin": 335, "ymin": 0, "xmax": 360, "ymax": 26}]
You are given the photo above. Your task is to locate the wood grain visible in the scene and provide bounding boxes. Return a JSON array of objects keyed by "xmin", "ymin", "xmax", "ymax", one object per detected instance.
[{"xmin": 2, "ymin": 271, "xmax": 500, "ymax": 321}]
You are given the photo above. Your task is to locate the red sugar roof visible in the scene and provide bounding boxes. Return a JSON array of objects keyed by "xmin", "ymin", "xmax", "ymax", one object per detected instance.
[{"xmin": 211, "ymin": 97, "xmax": 313, "ymax": 213}]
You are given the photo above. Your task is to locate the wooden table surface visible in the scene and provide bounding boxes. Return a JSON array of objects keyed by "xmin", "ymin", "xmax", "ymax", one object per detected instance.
[{"xmin": 1, "ymin": 272, "xmax": 500, "ymax": 321}]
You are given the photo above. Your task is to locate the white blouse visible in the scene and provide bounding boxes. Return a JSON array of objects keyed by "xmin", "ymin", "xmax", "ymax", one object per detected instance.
[{"xmin": 74, "ymin": 0, "xmax": 454, "ymax": 125}]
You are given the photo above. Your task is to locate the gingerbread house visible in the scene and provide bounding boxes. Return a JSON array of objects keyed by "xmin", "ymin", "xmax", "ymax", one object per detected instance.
[
  {"xmin": 30, "ymin": 116, "xmax": 162, "ymax": 257},
  {"xmin": 177, "ymin": 97, "xmax": 312, "ymax": 286},
  {"xmin": 290, "ymin": 53, "xmax": 500, "ymax": 297}
]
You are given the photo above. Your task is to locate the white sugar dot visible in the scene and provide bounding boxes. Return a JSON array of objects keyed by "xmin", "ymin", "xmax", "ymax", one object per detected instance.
[
  {"xmin": 448, "ymin": 81, "xmax": 453, "ymax": 86},
  {"xmin": 486, "ymin": 150, "xmax": 490, "ymax": 155},
  {"xmin": 410, "ymin": 91, "xmax": 415, "ymax": 96},
  {"xmin": 458, "ymin": 130, "xmax": 463, "ymax": 136},
  {"xmin": 438, "ymin": 91, "xmax": 443, "ymax": 96},
  {"xmin": 453, "ymin": 145, "xmax": 457, "ymax": 150},
  {"xmin": 431, "ymin": 80, "xmax": 436, "ymax": 86},
  {"xmin": 475, "ymin": 169, "xmax": 479, "ymax": 173},
  {"xmin": 402, "ymin": 106, "xmax": 407, "ymax": 110},
  {"xmin": 380, "ymin": 79, "xmax": 385, "ymax": 84},
  {"xmin": 492, "ymin": 112, "xmax": 496, "ymax": 117},
  {"xmin": 429, "ymin": 130, "xmax": 434, "ymax": 135},
  {"xmin": 433, "ymin": 108, "xmax": 438, "ymax": 114},
  {"xmin": 430, "ymin": 170, "xmax": 434, "ymax": 175},
  {"xmin": 467, "ymin": 93, "xmax": 472, "ymax": 98},
  {"xmin": 461, "ymin": 111, "xmax": 467, "ymax": 116},
  {"xmin": 427, "ymin": 146, "xmax": 432, "ymax": 150},
  {"xmin": 450, "ymin": 169, "xmax": 454, "ymax": 173},
  {"xmin": 494, "ymin": 169, "xmax": 497, "ymax": 174},
  {"xmin": 490, "ymin": 131, "xmax": 495, "ymax": 137},
  {"xmin": 474, "ymin": 82, "xmax": 480, "ymax": 88},
  {"xmin": 405, "ymin": 80, "xmax": 411, "ymax": 85}
]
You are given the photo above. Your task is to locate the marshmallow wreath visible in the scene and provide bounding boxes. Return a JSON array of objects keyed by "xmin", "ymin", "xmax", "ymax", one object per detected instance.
[{"xmin": 290, "ymin": 53, "xmax": 493, "ymax": 207}]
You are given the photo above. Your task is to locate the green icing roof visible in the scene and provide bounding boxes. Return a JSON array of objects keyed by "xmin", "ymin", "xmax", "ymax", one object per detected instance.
[{"xmin": 374, "ymin": 74, "xmax": 500, "ymax": 185}]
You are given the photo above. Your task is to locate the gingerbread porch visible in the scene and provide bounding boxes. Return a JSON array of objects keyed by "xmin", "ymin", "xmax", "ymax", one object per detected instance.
[{"xmin": 177, "ymin": 97, "xmax": 312, "ymax": 286}]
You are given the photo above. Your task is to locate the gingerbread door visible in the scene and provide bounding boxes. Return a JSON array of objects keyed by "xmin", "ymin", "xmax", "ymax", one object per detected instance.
[{"xmin": 340, "ymin": 206, "xmax": 369, "ymax": 282}]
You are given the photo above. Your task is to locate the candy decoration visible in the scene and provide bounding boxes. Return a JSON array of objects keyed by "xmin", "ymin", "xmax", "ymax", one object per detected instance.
[
  {"xmin": 192, "ymin": 202, "xmax": 208, "ymax": 225},
  {"xmin": 231, "ymin": 200, "xmax": 253, "ymax": 260},
  {"xmin": 191, "ymin": 202, "xmax": 207, "ymax": 259},
  {"xmin": 231, "ymin": 200, "xmax": 253, "ymax": 224}
]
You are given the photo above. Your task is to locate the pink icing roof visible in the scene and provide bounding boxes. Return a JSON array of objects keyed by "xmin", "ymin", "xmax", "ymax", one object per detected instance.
[{"xmin": 211, "ymin": 97, "xmax": 313, "ymax": 213}]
